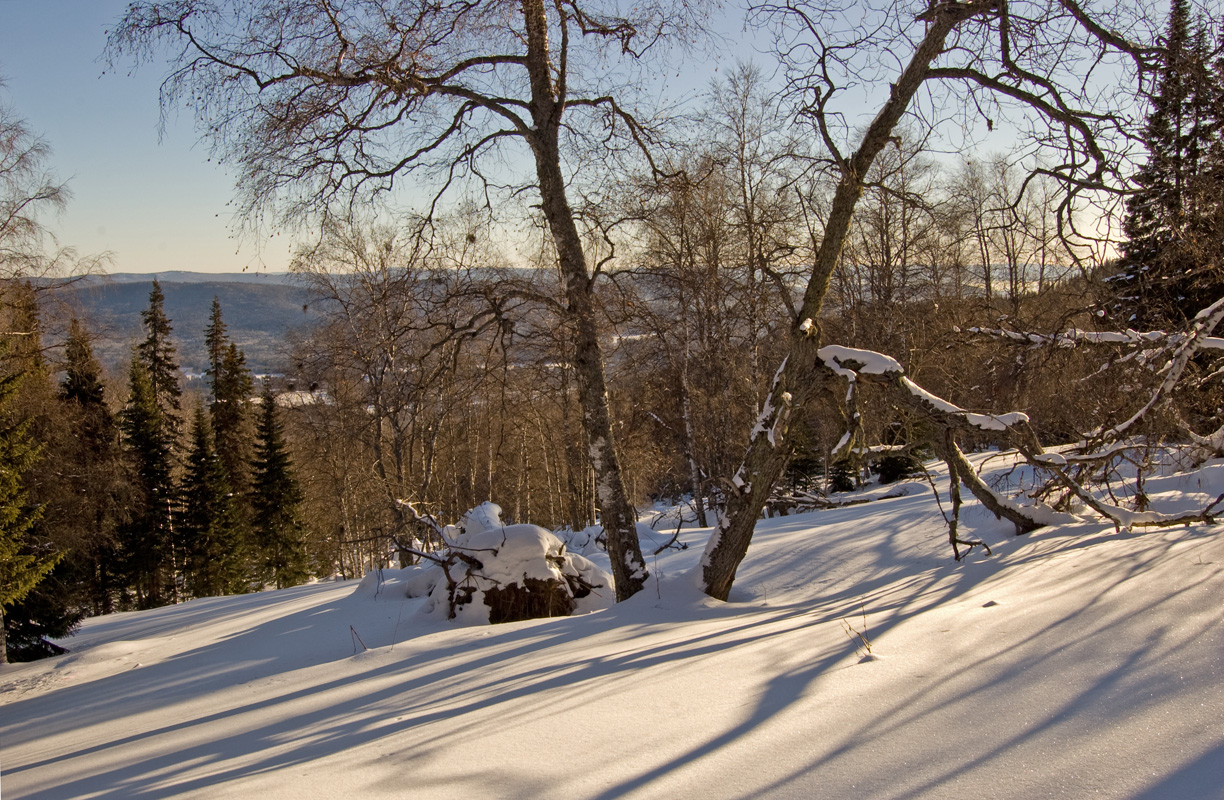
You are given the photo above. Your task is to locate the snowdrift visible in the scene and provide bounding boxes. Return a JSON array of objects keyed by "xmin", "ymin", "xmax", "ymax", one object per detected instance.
[{"xmin": 2, "ymin": 456, "xmax": 1223, "ymax": 799}]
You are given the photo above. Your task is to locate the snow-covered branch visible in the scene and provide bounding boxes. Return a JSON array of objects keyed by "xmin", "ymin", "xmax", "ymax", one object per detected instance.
[
  {"xmin": 818, "ymin": 345, "xmax": 1039, "ymax": 443},
  {"xmin": 968, "ymin": 297, "xmax": 1224, "ymax": 458},
  {"xmin": 1100, "ymin": 297, "xmax": 1224, "ymax": 443},
  {"xmin": 818, "ymin": 338, "xmax": 1224, "ymax": 539},
  {"xmin": 965, "ymin": 325, "xmax": 1224, "ymax": 353}
]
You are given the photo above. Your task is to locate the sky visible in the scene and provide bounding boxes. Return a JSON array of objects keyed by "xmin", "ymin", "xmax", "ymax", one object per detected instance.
[
  {"xmin": 0, "ymin": 0, "xmax": 300, "ymax": 274},
  {"xmin": 0, "ymin": 1, "xmax": 1064, "ymax": 277},
  {"xmin": 0, "ymin": 1, "xmax": 802, "ymax": 278},
  {"xmin": 0, "ymin": 1, "xmax": 757, "ymax": 276}
]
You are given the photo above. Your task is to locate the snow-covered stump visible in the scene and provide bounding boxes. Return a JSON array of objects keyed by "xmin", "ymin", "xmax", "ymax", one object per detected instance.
[{"xmin": 408, "ymin": 504, "xmax": 612, "ymax": 625}]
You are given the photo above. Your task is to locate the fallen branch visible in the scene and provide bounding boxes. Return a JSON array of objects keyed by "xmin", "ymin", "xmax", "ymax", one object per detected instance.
[{"xmin": 815, "ymin": 343, "xmax": 1224, "ymax": 545}]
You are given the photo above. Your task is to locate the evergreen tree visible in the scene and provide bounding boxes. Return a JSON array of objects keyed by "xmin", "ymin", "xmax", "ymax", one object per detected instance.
[
  {"xmin": 0, "ymin": 368, "xmax": 57, "ymax": 663},
  {"xmin": 137, "ymin": 280, "xmax": 182, "ymax": 429},
  {"xmin": 62, "ymin": 319, "xmax": 108, "ymax": 408},
  {"xmin": 117, "ymin": 282, "xmax": 186, "ymax": 609},
  {"xmin": 1, "ymin": 289, "xmax": 83, "ymax": 661},
  {"xmin": 204, "ymin": 296, "xmax": 228, "ymax": 395},
  {"xmin": 180, "ymin": 403, "xmax": 247, "ymax": 597},
  {"xmin": 58, "ymin": 319, "xmax": 128, "ymax": 615},
  {"xmin": 205, "ymin": 299, "xmax": 255, "ymax": 496},
  {"xmin": 1111, "ymin": 0, "xmax": 1224, "ymax": 328},
  {"xmin": 250, "ymin": 384, "xmax": 310, "ymax": 589},
  {"xmin": 119, "ymin": 358, "xmax": 177, "ymax": 608}
]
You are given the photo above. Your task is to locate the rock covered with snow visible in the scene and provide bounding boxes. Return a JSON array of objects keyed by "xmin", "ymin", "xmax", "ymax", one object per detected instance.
[{"xmin": 410, "ymin": 521, "xmax": 613, "ymax": 625}]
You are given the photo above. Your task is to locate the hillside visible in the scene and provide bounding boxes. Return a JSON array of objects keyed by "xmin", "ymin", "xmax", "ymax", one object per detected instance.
[
  {"xmin": 52, "ymin": 274, "xmax": 321, "ymax": 375},
  {"xmin": 2, "ymin": 453, "xmax": 1222, "ymax": 799}
]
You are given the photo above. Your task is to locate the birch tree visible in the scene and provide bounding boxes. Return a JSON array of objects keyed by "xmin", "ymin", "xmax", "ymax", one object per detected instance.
[
  {"xmin": 700, "ymin": 0, "xmax": 1160, "ymax": 599},
  {"xmin": 109, "ymin": 0, "xmax": 707, "ymax": 600}
]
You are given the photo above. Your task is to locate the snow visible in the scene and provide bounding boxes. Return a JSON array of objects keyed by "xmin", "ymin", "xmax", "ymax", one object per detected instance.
[
  {"xmin": 901, "ymin": 377, "xmax": 1031, "ymax": 431},
  {"xmin": 406, "ymin": 511, "xmax": 615, "ymax": 624},
  {"xmin": 458, "ymin": 500, "xmax": 506, "ymax": 534},
  {"xmin": 967, "ymin": 325, "xmax": 1224, "ymax": 351},
  {"xmin": 816, "ymin": 346, "xmax": 1030, "ymax": 433},
  {"xmin": 818, "ymin": 344, "xmax": 904, "ymax": 375},
  {"xmin": 4, "ymin": 456, "xmax": 1224, "ymax": 799}
]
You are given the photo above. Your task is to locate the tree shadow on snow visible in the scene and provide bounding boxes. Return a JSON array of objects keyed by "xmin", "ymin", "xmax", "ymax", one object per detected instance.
[{"xmin": 3, "ymin": 509, "xmax": 1221, "ymax": 800}]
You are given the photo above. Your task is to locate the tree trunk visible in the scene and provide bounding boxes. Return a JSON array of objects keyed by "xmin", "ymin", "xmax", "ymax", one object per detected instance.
[
  {"xmin": 699, "ymin": 0, "xmax": 993, "ymax": 600},
  {"xmin": 677, "ymin": 336, "xmax": 709, "ymax": 527},
  {"xmin": 521, "ymin": 0, "xmax": 647, "ymax": 599}
]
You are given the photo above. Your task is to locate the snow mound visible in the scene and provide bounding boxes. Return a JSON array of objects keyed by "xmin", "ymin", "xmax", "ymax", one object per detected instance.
[
  {"xmin": 407, "ymin": 523, "xmax": 613, "ymax": 625},
  {"xmin": 459, "ymin": 501, "xmax": 504, "ymax": 534}
]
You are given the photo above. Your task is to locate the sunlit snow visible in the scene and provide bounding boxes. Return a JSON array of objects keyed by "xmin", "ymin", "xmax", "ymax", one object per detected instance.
[{"xmin": 3, "ymin": 455, "xmax": 1223, "ymax": 799}]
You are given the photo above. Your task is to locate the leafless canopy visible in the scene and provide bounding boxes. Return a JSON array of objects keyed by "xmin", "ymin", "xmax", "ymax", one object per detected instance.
[
  {"xmin": 109, "ymin": 0, "xmax": 704, "ymax": 230},
  {"xmin": 761, "ymin": 0, "xmax": 1169, "ymax": 251},
  {"xmin": 0, "ymin": 90, "xmax": 69, "ymax": 278},
  {"xmin": 699, "ymin": 0, "xmax": 1179, "ymax": 600}
]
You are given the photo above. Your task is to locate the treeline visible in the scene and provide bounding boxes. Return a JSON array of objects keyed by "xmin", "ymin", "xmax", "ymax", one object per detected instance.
[{"xmin": 0, "ymin": 281, "xmax": 310, "ymax": 660}]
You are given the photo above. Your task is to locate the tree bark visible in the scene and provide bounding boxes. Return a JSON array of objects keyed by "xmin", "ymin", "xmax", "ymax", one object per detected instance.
[
  {"xmin": 521, "ymin": 0, "xmax": 648, "ymax": 599},
  {"xmin": 699, "ymin": 0, "xmax": 998, "ymax": 600}
]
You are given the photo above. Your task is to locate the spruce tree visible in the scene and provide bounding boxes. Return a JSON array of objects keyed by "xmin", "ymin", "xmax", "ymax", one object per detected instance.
[
  {"xmin": 117, "ymin": 283, "xmax": 186, "ymax": 608},
  {"xmin": 63, "ymin": 319, "xmax": 108, "ymax": 408},
  {"xmin": 137, "ymin": 280, "xmax": 182, "ymax": 428},
  {"xmin": 119, "ymin": 358, "xmax": 177, "ymax": 608},
  {"xmin": 205, "ymin": 299, "xmax": 255, "ymax": 497},
  {"xmin": 5, "ymin": 317, "xmax": 130, "ymax": 659},
  {"xmin": 0, "ymin": 368, "xmax": 57, "ymax": 663},
  {"xmin": 59, "ymin": 319, "xmax": 128, "ymax": 615},
  {"xmin": 250, "ymin": 384, "xmax": 310, "ymax": 589},
  {"xmin": 1, "ymin": 290, "xmax": 84, "ymax": 661},
  {"xmin": 180, "ymin": 404, "xmax": 247, "ymax": 597},
  {"xmin": 1111, "ymin": 0, "xmax": 1224, "ymax": 328},
  {"xmin": 204, "ymin": 297, "xmax": 228, "ymax": 396}
]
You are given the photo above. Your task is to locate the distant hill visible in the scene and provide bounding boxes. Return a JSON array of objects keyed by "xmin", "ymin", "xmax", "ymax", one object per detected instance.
[
  {"xmin": 52, "ymin": 274, "xmax": 323, "ymax": 375},
  {"xmin": 101, "ymin": 271, "xmax": 300, "ymax": 286}
]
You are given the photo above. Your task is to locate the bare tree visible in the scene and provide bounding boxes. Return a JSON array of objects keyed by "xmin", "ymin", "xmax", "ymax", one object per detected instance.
[
  {"xmin": 290, "ymin": 219, "xmax": 513, "ymax": 562},
  {"xmin": 0, "ymin": 89, "xmax": 66, "ymax": 280},
  {"xmin": 706, "ymin": 63, "xmax": 809, "ymax": 401},
  {"xmin": 109, "ymin": 0, "xmax": 710, "ymax": 600},
  {"xmin": 1, "ymin": 82, "xmax": 108, "ymax": 282},
  {"xmin": 833, "ymin": 135, "xmax": 942, "ymax": 348},
  {"xmin": 699, "ymin": 0, "xmax": 1160, "ymax": 599}
]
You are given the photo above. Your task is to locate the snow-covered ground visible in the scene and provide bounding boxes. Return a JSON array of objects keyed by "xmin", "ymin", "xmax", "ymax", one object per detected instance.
[{"xmin": 3, "ymin": 456, "xmax": 1224, "ymax": 799}]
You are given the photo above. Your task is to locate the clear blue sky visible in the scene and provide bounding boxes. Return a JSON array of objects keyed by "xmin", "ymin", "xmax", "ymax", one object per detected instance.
[
  {"xmin": 0, "ymin": 1, "xmax": 770, "ymax": 276},
  {"xmin": 0, "ymin": 0, "xmax": 295, "ymax": 274}
]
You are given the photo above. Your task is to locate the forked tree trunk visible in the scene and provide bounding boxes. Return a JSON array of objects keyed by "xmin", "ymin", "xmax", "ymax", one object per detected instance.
[{"xmin": 700, "ymin": 0, "xmax": 996, "ymax": 600}]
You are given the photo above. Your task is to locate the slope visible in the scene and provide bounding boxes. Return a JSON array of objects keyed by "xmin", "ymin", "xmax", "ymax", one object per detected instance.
[{"xmin": 1, "ymin": 458, "xmax": 1222, "ymax": 799}]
